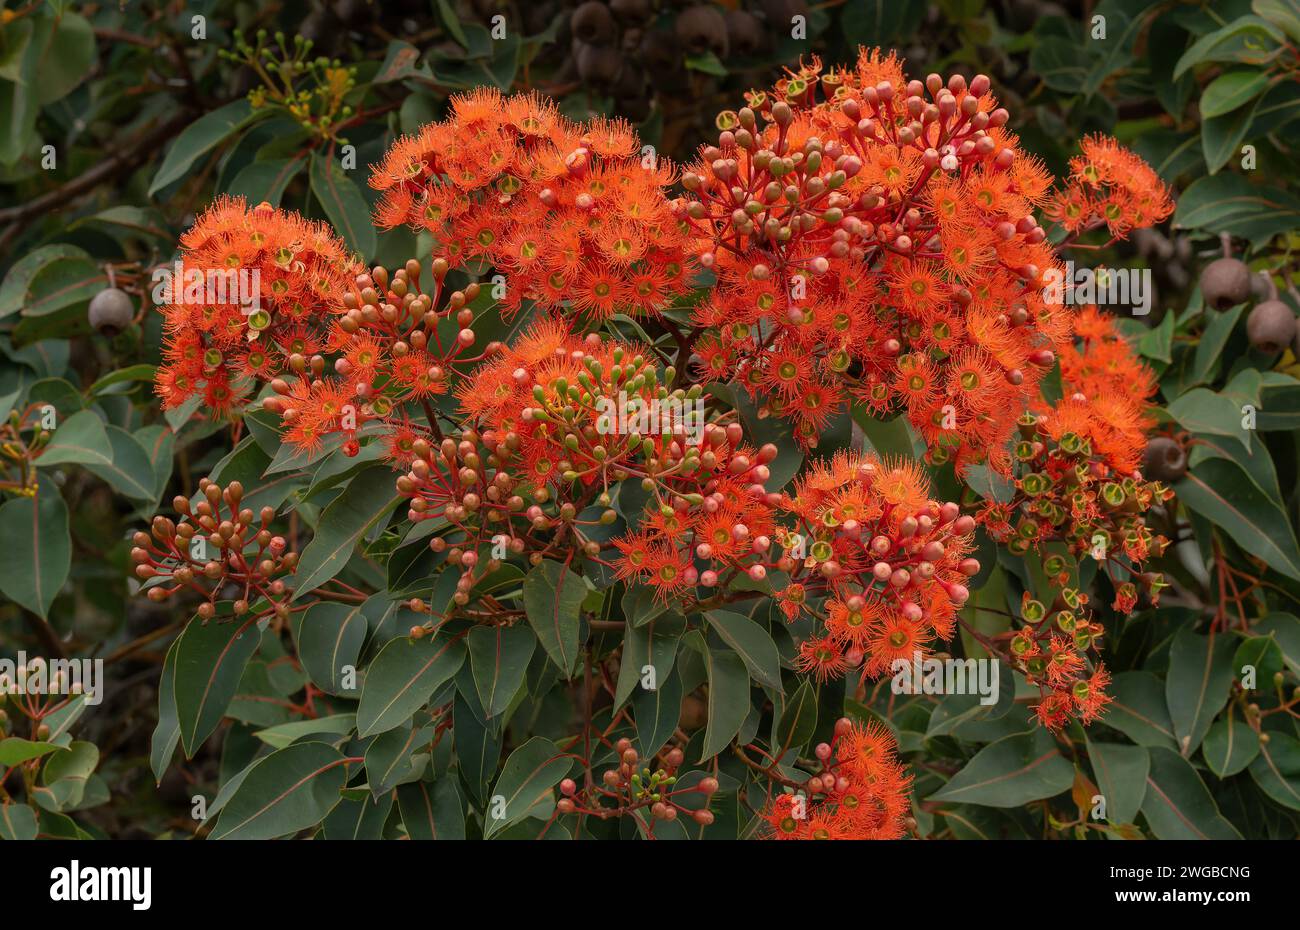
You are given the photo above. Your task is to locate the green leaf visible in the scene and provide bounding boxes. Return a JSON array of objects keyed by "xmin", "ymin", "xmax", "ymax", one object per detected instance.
[
  {"xmin": 291, "ymin": 465, "xmax": 401, "ymax": 600},
  {"xmin": 623, "ymin": 583, "xmax": 667, "ymax": 629},
  {"xmin": 841, "ymin": 0, "xmax": 928, "ymax": 46},
  {"xmin": 924, "ymin": 669, "xmax": 1016, "ymax": 738},
  {"xmin": 1255, "ymin": 613, "xmax": 1300, "ymax": 675},
  {"xmin": 704, "ymin": 609, "xmax": 782, "ymax": 690},
  {"xmin": 633, "ymin": 663, "xmax": 684, "ymax": 759},
  {"xmin": 1191, "ymin": 306, "xmax": 1245, "ymax": 384},
  {"xmin": 1138, "ymin": 309, "xmax": 1175, "ymax": 362},
  {"xmin": 1165, "ymin": 627, "xmax": 1236, "ymax": 756},
  {"xmin": 1174, "ymin": 173, "xmax": 1300, "ymax": 246},
  {"xmin": 0, "ymin": 737, "xmax": 63, "ymax": 766},
  {"xmin": 927, "ymin": 730, "xmax": 1074, "ymax": 808},
  {"xmin": 852, "ymin": 407, "xmax": 922, "ymax": 459},
  {"xmin": 522, "ymin": 559, "xmax": 585, "ymax": 676},
  {"xmin": 1029, "ymin": 36, "xmax": 1091, "ymax": 92},
  {"xmin": 150, "ymin": 100, "xmax": 259, "ymax": 195},
  {"xmin": 1085, "ymin": 738, "xmax": 1148, "ymax": 825},
  {"xmin": 1175, "ymin": 457, "xmax": 1300, "ymax": 581},
  {"xmin": 88, "ymin": 364, "xmax": 157, "ymax": 396},
  {"xmin": 684, "ymin": 52, "xmax": 727, "ymax": 76},
  {"xmin": 1141, "ymin": 746, "xmax": 1243, "ymax": 839},
  {"xmin": 467, "ymin": 624, "xmax": 536, "ymax": 719},
  {"xmin": 1200, "ymin": 69, "xmax": 1271, "ymax": 117},
  {"xmin": 483, "ymin": 736, "xmax": 573, "ymax": 839},
  {"xmin": 33, "ymin": 740, "xmax": 98, "ymax": 811},
  {"xmin": 698, "ymin": 647, "xmax": 749, "ymax": 761},
  {"xmin": 613, "ymin": 611, "xmax": 683, "ymax": 708},
  {"xmin": 1255, "ymin": 0, "xmax": 1300, "ymax": 42},
  {"xmin": 226, "ymin": 156, "xmax": 302, "ymax": 206},
  {"xmin": 773, "ymin": 679, "xmax": 819, "ymax": 757},
  {"xmin": 397, "ymin": 777, "xmax": 466, "ymax": 839},
  {"xmin": 0, "ymin": 481, "xmax": 69, "ymax": 618},
  {"xmin": 1173, "ymin": 15, "xmax": 1283, "ymax": 78},
  {"xmin": 151, "ymin": 638, "xmax": 181, "ymax": 784},
  {"xmin": 22, "ymin": 252, "xmax": 105, "ymax": 317},
  {"xmin": 293, "ymin": 599, "xmax": 372, "ymax": 697},
  {"xmin": 1103, "ymin": 671, "xmax": 1178, "ymax": 748},
  {"xmin": 435, "ymin": 0, "xmax": 469, "ymax": 46},
  {"xmin": 0, "ymin": 476, "xmax": 68, "ymax": 621},
  {"xmin": 1235, "ymin": 634, "xmax": 1285, "ymax": 684},
  {"xmin": 1201, "ymin": 94, "xmax": 1262, "ymax": 174},
  {"xmin": 321, "ymin": 792, "xmax": 393, "ymax": 839},
  {"xmin": 1191, "ymin": 439, "xmax": 1284, "ymax": 527},
  {"xmin": 0, "ymin": 803, "xmax": 38, "ymax": 840},
  {"xmin": 253, "ymin": 714, "xmax": 356, "ymax": 749},
  {"xmin": 174, "ymin": 617, "xmax": 261, "ymax": 756},
  {"xmin": 453, "ymin": 695, "xmax": 501, "ymax": 806},
  {"xmin": 960, "ymin": 564, "xmax": 1011, "ymax": 659},
  {"xmin": 309, "ymin": 151, "xmax": 376, "ymax": 258},
  {"xmin": 209, "ymin": 742, "xmax": 348, "ymax": 840},
  {"xmin": 1202, "ymin": 708, "xmax": 1260, "ymax": 777},
  {"xmin": 1166, "ymin": 388, "xmax": 1250, "ymax": 453},
  {"xmin": 27, "ymin": 11, "xmax": 96, "ymax": 104},
  {"xmin": 1248, "ymin": 732, "xmax": 1300, "ymax": 810},
  {"xmin": 365, "ymin": 724, "xmax": 430, "ymax": 796},
  {"xmin": 0, "ymin": 245, "xmax": 87, "ymax": 319},
  {"xmin": 85, "ymin": 424, "xmax": 158, "ymax": 501},
  {"xmin": 37, "ymin": 409, "xmax": 112, "ymax": 467},
  {"xmin": 356, "ymin": 633, "xmax": 466, "ymax": 737},
  {"xmin": 0, "ymin": 10, "xmax": 96, "ymax": 166},
  {"xmin": 375, "ymin": 40, "xmax": 431, "ymax": 84}
]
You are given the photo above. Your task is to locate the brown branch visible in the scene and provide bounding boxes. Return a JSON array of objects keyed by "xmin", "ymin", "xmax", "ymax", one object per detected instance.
[{"xmin": 0, "ymin": 109, "xmax": 194, "ymax": 228}]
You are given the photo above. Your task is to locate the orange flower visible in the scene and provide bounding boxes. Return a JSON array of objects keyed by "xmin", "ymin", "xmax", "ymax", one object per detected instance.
[
  {"xmin": 1047, "ymin": 135, "xmax": 1173, "ymax": 238},
  {"xmin": 762, "ymin": 718, "xmax": 911, "ymax": 840},
  {"xmin": 153, "ymin": 197, "xmax": 354, "ymax": 415},
  {"xmin": 368, "ymin": 88, "xmax": 692, "ymax": 322},
  {"xmin": 673, "ymin": 56, "xmax": 1073, "ymax": 471}
]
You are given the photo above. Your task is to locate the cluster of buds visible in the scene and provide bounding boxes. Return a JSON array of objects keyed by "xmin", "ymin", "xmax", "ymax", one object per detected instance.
[
  {"xmin": 676, "ymin": 50, "xmax": 1074, "ymax": 470},
  {"xmin": 264, "ymin": 259, "xmax": 486, "ymax": 456},
  {"xmin": 979, "ymin": 415, "xmax": 1171, "ymax": 614},
  {"xmin": 1, "ymin": 404, "xmax": 50, "ymax": 495},
  {"xmin": 396, "ymin": 428, "xmax": 543, "ymax": 607},
  {"xmin": 396, "ymin": 328, "xmax": 783, "ymax": 610},
  {"xmin": 153, "ymin": 197, "xmax": 355, "ymax": 417},
  {"xmin": 369, "ymin": 87, "xmax": 692, "ymax": 321},
  {"xmin": 764, "ymin": 718, "xmax": 911, "ymax": 840},
  {"xmin": 555, "ymin": 740, "xmax": 717, "ymax": 828},
  {"xmin": 130, "ymin": 479, "xmax": 297, "ymax": 620},
  {"xmin": 773, "ymin": 452, "xmax": 978, "ymax": 682},
  {"xmin": 1009, "ymin": 587, "xmax": 1112, "ymax": 728},
  {"xmin": 612, "ymin": 421, "xmax": 781, "ymax": 603},
  {"xmin": 0, "ymin": 659, "xmax": 87, "ymax": 737}
]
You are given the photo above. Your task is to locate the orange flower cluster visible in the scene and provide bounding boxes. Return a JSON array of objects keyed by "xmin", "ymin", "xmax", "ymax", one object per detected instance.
[
  {"xmin": 676, "ymin": 51, "xmax": 1074, "ymax": 471},
  {"xmin": 1045, "ymin": 134, "xmax": 1174, "ymax": 238},
  {"xmin": 369, "ymin": 88, "xmax": 693, "ymax": 321},
  {"xmin": 773, "ymin": 452, "xmax": 978, "ymax": 682},
  {"xmin": 394, "ymin": 322, "xmax": 782, "ymax": 599},
  {"xmin": 154, "ymin": 197, "xmax": 354, "ymax": 416},
  {"xmin": 980, "ymin": 307, "xmax": 1171, "ymax": 618},
  {"xmin": 262, "ymin": 259, "xmax": 486, "ymax": 456},
  {"xmin": 1048, "ymin": 305, "xmax": 1157, "ymax": 473},
  {"xmin": 764, "ymin": 718, "xmax": 911, "ymax": 840},
  {"xmin": 1009, "ymin": 588, "xmax": 1113, "ymax": 729}
]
